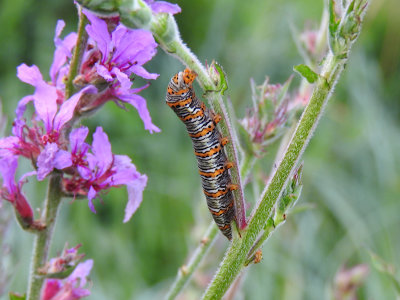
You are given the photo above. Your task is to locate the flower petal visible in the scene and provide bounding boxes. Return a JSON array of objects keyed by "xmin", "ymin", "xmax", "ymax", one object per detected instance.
[
  {"xmin": 41, "ymin": 279, "xmax": 62, "ymax": 300},
  {"xmin": 0, "ymin": 136, "xmax": 20, "ymax": 157},
  {"xmin": 123, "ymin": 173, "xmax": 147, "ymax": 222},
  {"xmin": 17, "ymin": 64, "xmax": 58, "ymax": 132},
  {"xmin": 15, "ymin": 95, "xmax": 34, "ymax": 119},
  {"xmin": 83, "ymin": 10, "xmax": 111, "ymax": 61},
  {"xmin": 112, "ymin": 28, "xmax": 157, "ymax": 70},
  {"xmin": 96, "ymin": 64, "xmax": 113, "ymax": 81},
  {"xmin": 149, "ymin": 1, "xmax": 181, "ymax": 14},
  {"xmin": 118, "ymin": 93, "xmax": 160, "ymax": 133},
  {"xmin": 17, "ymin": 63, "xmax": 44, "ymax": 86},
  {"xmin": 53, "ymin": 150, "xmax": 72, "ymax": 170},
  {"xmin": 0, "ymin": 155, "xmax": 18, "ymax": 195},
  {"xmin": 37, "ymin": 143, "xmax": 60, "ymax": 181},
  {"xmin": 91, "ymin": 127, "xmax": 113, "ymax": 176},
  {"xmin": 129, "ymin": 64, "xmax": 159, "ymax": 80},
  {"xmin": 70, "ymin": 127, "xmax": 89, "ymax": 154},
  {"xmin": 69, "ymin": 259, "xmax": 94, "ymax": 287},
  {"xmin": 87, "ymin": 186, "xmax": 97, "ymax": 213},
  {"xmin": 53, "ymin": 85, "xmax": 96, "ymax": 131},
  {"xmin": 50, "ymin": 23, "xmax": 77, "ymax": 84},
  {"xmin": 112, "ymin": 67, "xmax": 132, "ymax": 91}
]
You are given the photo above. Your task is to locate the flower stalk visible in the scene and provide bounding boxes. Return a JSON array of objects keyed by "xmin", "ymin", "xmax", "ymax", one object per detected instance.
[
  {"xmin": 65, "ymin": 6, "xmax": 88, "ymax": 99},
  {"xmin": 27, "ymin": 173, "xmax": 63, "ymax": 300},
  {"xmin": 165, "ymin": 223, "xmax": 219, "ymax": 300}
]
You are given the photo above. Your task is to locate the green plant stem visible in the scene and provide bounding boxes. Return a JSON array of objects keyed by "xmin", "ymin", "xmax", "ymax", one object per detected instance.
[
  {"xmin": 240, "ymin": 153, "xmax": 256, "ymax": 185},
  {"xmin": 65, "ymin": 6, "xmax": 88, "ymax": 99},
  {"xmin": 165, "ymin": 223, "xmax": 219, "ymax": 300},
  {"xmin": 201, "ymin": 51, "xmax": 348, "ymax": 299},
  {"xmin": 27, "ymin": 174, "xmax": 63, "ymax": 300}
]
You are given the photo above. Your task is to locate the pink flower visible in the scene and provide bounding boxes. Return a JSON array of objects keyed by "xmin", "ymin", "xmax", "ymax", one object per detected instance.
[
  {"xmin": 63, "ymin": 127, "xmax": 147, "ymax": 222},
  {"xmin": 0, "ymin": 155, "xmax": 34, "ymax": 225},
  {"xmin": 41, "ymin": 260, "xmax": 93, "ymax": 300},
  {"xmin": 80, "ymin": 10, "xmax": 160, "ymax": 133},
  {"xmin": 144, "ymin": 0, "xmax": 181, "ymax": 14}
]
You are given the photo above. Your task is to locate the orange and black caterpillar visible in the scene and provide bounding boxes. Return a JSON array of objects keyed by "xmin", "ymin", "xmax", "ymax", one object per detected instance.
[{"xmin": 166, "ymin": 69, "xmax": 236, "ymax": 240}]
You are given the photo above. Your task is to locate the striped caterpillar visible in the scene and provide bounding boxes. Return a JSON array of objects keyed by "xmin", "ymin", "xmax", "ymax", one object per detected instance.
[{"xmin": 166, "ymin": 69, "xmax": 237, "ymax": 240}]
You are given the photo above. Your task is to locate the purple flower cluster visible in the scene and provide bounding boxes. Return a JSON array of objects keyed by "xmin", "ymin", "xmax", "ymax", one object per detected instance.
[
  {"xmin": 0, "ymin": 2, "xmax": 181, "ymax": 227},
  {"xmin": 41, "ymin": 260, "xmax": 93, "ymax": 300}
]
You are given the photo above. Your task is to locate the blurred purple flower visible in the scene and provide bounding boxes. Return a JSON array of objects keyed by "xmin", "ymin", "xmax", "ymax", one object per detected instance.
[
  {"xmin": 63, "ymin": 127, "xmax": 147, "ymax": 222},
  {"xmin": 0, "ymin": 155, "xmax": 34, "ymax": 225},
  {"xmin": 50, "ymin": 20, "xmax": 78, "ymax": 87},
  {"xmin": 41, "ymin": 259, "xmax": 93, "ymax": 300},
  {"xmin": 39, "ymin": 244, "xmax": 85, "ymax": 277},
  {"xmin": 11, "ymin": 66, "xmax": 96, "ymax": 180},
  {"xmin": 144, "ymin": 0, "xmax": 181, "ymax": 14},
  {"xmin": 81, "ymin": 10, "xmax": 160, "ymax": 133}
]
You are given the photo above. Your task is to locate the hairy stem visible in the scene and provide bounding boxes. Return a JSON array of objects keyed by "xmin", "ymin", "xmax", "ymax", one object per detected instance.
[
  {"xmin": 65, "ymin": 6, "xmax": 88, "ymax": 99},
  {"xmin": 165, "ymin": 223, "xmax": 219, "ymax": 300},
  {"xmin": 202, "ymin": 51, "xmax": 352, "ymax": 298},
  {"xmin": 27, "ymin": 174, "xmax": 63, "ymax": 300}
]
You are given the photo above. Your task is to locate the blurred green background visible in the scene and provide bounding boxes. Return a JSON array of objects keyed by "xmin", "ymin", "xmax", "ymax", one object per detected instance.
[{"xmin": 0, "ymin": 0, "xmax": 400, "ymax": 299}]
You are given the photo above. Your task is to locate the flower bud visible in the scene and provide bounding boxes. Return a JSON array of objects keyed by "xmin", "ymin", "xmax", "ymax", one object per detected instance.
[
  {"xmin": 239, "ymin": 76, "xmax": 292, "ymax": 156},
  {"xmin": 76, "ymin": 0, "xmax": 119, "ymax": 15},
  {"xmin": 120, "ymin": 0, "xmax": 153, "ymax": 29},
  {"xmin": 207, "ymin": 61, "xmax": 228, "ymax": 94},
  {"xmin": 39, "ymin": 244, "xmax": 85, "ymax": 279},
  {"xmin": 333, "ymin": 264, "xmax": 369, "ymax": 299},
  {"xmin": 274, "ymin": 165, "xmax": 303, "ymax": 225}
]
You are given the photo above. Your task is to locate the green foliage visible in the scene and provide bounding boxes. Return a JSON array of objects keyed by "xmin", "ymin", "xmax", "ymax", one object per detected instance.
[
  {"xmin": 294, "ymin": 64, "xmax": 319, "ymax": 83},
  {"xmin": 9, "ymin": 293, "xmax": 25, "ymax": 300}
]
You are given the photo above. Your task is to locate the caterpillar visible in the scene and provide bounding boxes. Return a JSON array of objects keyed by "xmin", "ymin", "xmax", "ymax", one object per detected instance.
[{"xmin": 166, "ymin": 68, "xmax": 236, "ymax": 240}]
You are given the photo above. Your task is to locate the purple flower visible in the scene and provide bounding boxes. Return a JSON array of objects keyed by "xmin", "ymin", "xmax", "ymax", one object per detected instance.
[
  {"xmin": 81, "ymin": 10, "xmax": 160, "ymax": 133},
  {"xmin": 62, "ymin": 127, "xmax": 147, "ymax": 222},
  {"xmin": 40, "ymin": 244, "xmax": 85, "ymax": 277},
  {"xmin": 0, "ymin": 155, "xmax": 34, "ymax": 225},
  {"xmin": 50, "ymin": 20, "xmax": 77, "ymax": 87},
  {"xmin": 41, "ymin": 259, "xmax": 93, "ymax": 300},
  {"xmin": 12, "ymin": 67, "xmax": 96, "ymax": 180},
  {"xmin": 144, "ymin": 0, "xmax": 181, "ymax": 15}
]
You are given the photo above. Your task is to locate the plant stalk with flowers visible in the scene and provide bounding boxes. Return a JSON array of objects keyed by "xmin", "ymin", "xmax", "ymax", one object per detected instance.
[
  {"xmin": 0, "ymin": 2, "xmax": 179, "ymax": 299},
  {"xmin": 1, "ymin": 0, "xmax": 369, "ymax": 299}
]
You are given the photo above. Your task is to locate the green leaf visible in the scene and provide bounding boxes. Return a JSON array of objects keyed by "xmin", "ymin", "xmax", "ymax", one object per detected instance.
[
  {"xmin": 328, "ymin": 0, "xmax": 339, "ymax": 35},
  {"xmin": 369, "ymin": 251, "xmax": 400, "ymax": 295},
  {"xmin": 208, "ymin": 61, "xmax": 228, "ymax": 95},
  {"xmin": 76, "ymin": 0, "xmax": 120, "ymax": 15},
  {"xmin": 237, "ymin": 123, "xmax": 254, "ymax": 155},
  {"xmin": 293, "ymin": 64, "xmax": 319, "ymax": 83},
  {"xmin": 9, "ymin": 293, "xmax": 26, "ymax": 300}
]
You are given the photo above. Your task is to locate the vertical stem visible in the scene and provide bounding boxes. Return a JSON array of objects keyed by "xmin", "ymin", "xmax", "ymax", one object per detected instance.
[
  {"xmin": 27, "ymin": 174, "xmax": 63, "ymax": 300},
  {"xmin": 240, "ymin": 154, "xmax": 256, "ymax": 185},
  {"xmin": 165, "ymin": 223, "xmax": 219, "ymax": 300},
  {"xmin": 65, "ymin": 6, "xmax": 88, "ymax": 99}
]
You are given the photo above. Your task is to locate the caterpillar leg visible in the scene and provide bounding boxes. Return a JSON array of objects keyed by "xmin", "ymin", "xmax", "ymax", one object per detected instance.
[
  {"xmin": 220, "ymin": 137, "xmax": 229, "ymax": 146},
  {"xmin": 213, "ymin": 114, "xmax": 222, "ymax": 124},
  {"xmin": 225, "ymin": 161, "xmax": 234, "ymax": 169},
  {"xmin": 227, "ymin": 184, "xmax": 239, "ymax": 191}
]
